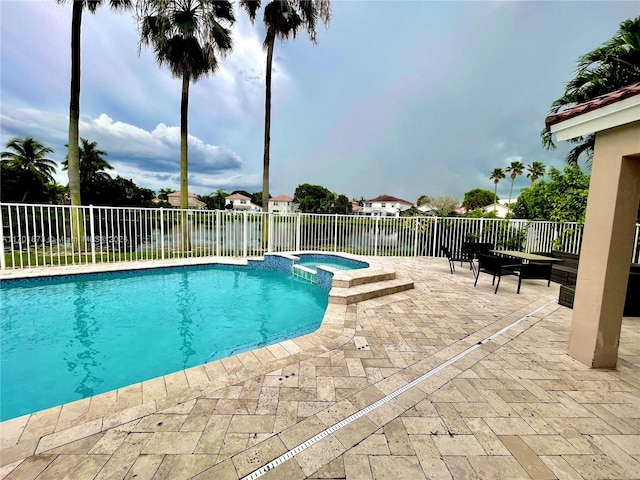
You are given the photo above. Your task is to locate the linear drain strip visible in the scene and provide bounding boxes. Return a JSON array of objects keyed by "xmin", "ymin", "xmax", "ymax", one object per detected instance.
[{"xmin": 242, "ymin": 300, "xmax": 555, "ymax": 480}]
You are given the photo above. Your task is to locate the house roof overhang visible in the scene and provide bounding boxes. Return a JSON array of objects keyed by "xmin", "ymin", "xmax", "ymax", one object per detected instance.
[
  {"xmin": 545, "ymin": 83, "xmax": 640, "ymax": 141},
  {"xmin": 549, "ymin": 95, "xmax": 640, "ymax": 141}
]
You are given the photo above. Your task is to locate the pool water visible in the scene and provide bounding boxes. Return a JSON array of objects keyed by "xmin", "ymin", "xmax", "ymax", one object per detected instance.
[{"xmin": 0, "ymin": 266, "xmax": 328, "ymax": 421}]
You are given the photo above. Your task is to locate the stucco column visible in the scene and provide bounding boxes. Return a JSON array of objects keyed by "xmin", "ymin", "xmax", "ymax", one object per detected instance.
[{"xmin": 568, "ymin": 121, "xmax": 640, "ymax": 368}]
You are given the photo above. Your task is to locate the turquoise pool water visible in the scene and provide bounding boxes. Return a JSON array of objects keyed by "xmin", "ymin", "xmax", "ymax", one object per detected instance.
[{"xmin": 0, "ymin": 265, "xmax": 328, "ymax": 421}]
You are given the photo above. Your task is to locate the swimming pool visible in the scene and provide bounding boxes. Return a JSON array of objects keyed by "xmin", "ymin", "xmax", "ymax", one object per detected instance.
[{"xmin": 0, "ymin": 264, "xmax": 328, "ymax": 421}]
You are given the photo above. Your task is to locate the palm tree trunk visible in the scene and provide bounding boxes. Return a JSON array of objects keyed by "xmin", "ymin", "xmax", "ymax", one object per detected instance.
[
  {"xmin": 261, "ymin": 33, "xmax": 276, "ymax": 253},
  {"xmin": 263, "ymin": 33, "xmax": 275, "ymax": 213},
  {"xmin": 21, "ymin": 187, "xmax": 30, "ymax": 203},
  {"xmin": 180, "ymin": 73, "xmax": 191, "ymax": 251},
  {"xmin": 68, "ymin": 1, "xmax": 84, "ymax": 250},
  {"xmin": 68, "ymin": 1, "xmax": 82, "ymax": 207},
  {"xmin": 508, "ymin": 177, "xmax": 515, "ymax": 214},
  {"xmin": 180, "ymin": 74, "xmax": 189, "ymax": 210},
  {"xmin": 494, "ymin": 182, "xmax": 498, "ymax": 212}
]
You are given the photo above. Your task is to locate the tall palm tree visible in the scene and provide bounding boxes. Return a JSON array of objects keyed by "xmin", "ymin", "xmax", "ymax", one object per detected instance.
[
  {"xmin": 241, "ymin": 0, "xmax": 331, "ymax": 212},
  {"xmin": 542, "ymin": 17, "xmax": 640, "ymax": 166},
  {"xmin": 138, "ymin": 0, "xmax": 235, "ymax": 210},
  {"xmin": 505, "ymin": 160, "xmax": 525, "ymax": 213},
  {"xmin": 489, "ymin": 167, "xmax": 505, "ymax": 213},
  {"xmin": 1, "ymin": 137, "xmax": 57, "ymax": 202},
  {"xmin": 526, "ymin": 161, "xmax": 546, "ymax": 185},
  {"xmin": 57, "ymin": 0, "xmax": 132, "ymax": 207}
]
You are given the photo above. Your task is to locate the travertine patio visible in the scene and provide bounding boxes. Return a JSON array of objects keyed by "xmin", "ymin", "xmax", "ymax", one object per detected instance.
[{"xmin": 1, "ymin": 256, "xmax": 639, "ymax": 479}]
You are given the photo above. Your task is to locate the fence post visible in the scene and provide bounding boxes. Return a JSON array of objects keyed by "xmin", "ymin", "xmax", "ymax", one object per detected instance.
[
  {"xmin": 374, "ymin": 216, "xmax": 380, "ymax": 256},
  {"xmin": 268, "ymin": 213, "xmax": 273, "ymax": 253},
  {"xmin": 432, "ymin": 217, "xmax": 439, "ymax": 257},
  {"xmin": 159, "ymin": 208, "xmax": 165, "ymax": 260},
  {"xmin": 413, "ymin": 217, "xmax": 419, "ymax": 256},
  {"xmin": 89, "ymin": 205, "xmax": 96, "ymax": 264},
  {"xmin": 0, "ymin": 206, "xmax": 5, "ymax": 270},
  {"xmin": 216, "ymin": 210, "xmax": 221, "ymax": 256},
  {"xmin": 296, "ymin": 213, "xmax": 301, "ymax": 252},
  {"xmin": 243, "ymin": 211, "xmax": 248, "ymax": 258},
  {"xmin": 334, "ymin": 214, "xmax": 338, "ymax": 252}
]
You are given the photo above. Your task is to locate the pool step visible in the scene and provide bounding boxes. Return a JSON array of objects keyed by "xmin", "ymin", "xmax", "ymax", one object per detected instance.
[
  {"xmin": 329, "ymin": 269, "xmax": 414, "ymax": 305},
  {"xmin": 331, "ymin": 268, "xmax": 397, "ymax": 288}
]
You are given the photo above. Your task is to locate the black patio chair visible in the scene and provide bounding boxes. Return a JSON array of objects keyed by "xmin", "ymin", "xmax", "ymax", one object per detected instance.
[
  {"xmin": 462, "ymin": 242, "xmax": 494, "ymax": 259},
  {"xmin": 441, "ymin": 246, "xmax": 475, "ymax": 275},
  {"xmin": 474, "ymin": 254, "xmax": 520, "ymax": 293},
  {"xmin": 512, "ymin": 262, "xmax": 552, "ymax": 294}
]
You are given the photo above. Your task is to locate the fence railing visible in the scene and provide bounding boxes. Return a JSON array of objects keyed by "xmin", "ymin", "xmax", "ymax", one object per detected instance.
[{"xmin": 2, "ymin": 202, "xmax": 639, "ymax": 270}]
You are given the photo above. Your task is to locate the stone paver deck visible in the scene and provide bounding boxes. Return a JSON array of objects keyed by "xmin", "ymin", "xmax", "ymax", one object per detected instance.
[{"xmin": 1, "ymin": 256, "xmax": 639, "ymax": 479}]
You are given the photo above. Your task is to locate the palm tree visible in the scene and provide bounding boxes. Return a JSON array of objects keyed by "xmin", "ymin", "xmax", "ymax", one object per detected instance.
[
  {"xmin": 489, "ymin": 168, "xmax": 505, "ymax": 213},
  {"xmin": 138, "ymin": 0, "xmax": 235, "ymax": 210},
  {"xmin": 62, "ymin": 138, "xmax": 113, "ymax": 203},
  {"xmin": 57, "ymin": 0, "xmax": 132, "ymax": 207},
  {"xmin": 542, "ymin": 17, "xmax": 640, "ymax": 166},
  {"xmin": 505, "ymin": 160, "xmax": 525, "ymax": 213},
  {"xmin": 241, "ymin": 0, "xmax": 331, "ymax": 212},
  {"xmin": 1, "ymin": 137, "xmax": 57, "ymax": 202},
  {"xmin": 526, "ymin": 161, "xmax": 546, "ymax": 185},
  {"xmin": 213, "ymin": 188, "xmax": 228, "ymax": 210}
]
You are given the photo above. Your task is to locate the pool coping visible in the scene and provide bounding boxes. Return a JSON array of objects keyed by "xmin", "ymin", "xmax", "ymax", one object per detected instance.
[{"xmin": 0, "ymin": 253, "xmax": 389, "ymax": 464}]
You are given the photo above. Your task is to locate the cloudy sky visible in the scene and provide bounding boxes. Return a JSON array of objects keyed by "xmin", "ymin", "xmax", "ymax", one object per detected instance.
[{"xmin": 1, "ymin": 1, "xmax": 638, "ymax": 204}]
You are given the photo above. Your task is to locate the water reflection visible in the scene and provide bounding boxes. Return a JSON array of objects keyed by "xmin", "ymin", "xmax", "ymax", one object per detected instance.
[
  {"xmin": 64, "ymin": 282, "xmax": 102, "ymax": 397},
  {"xmin": 175, "ymin": 273, "xmax": 196, "ymax": 368}
]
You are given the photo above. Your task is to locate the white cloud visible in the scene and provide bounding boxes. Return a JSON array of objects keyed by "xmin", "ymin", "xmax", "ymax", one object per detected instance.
[
  {"xmin": 111, "ymin": 161, "xmax": 261, "ymax": 195},
  {"xmin": 1, "ymin": 106, "xmax": 252, "ymax": 193}
]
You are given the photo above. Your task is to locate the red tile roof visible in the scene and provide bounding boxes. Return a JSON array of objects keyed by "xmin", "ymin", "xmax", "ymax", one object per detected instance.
[
  {"xmin": 365, "ymin": 195, "xmax": 413, "ymax": 204},
  {"xmin": 168, "ymin": 191, "xmax": 199, "ymax": 198},
  {"xmin": 226, "ymin": 193, "xmax": 251, "ymax": 200},
  {"xmin": 545, "ymin": 82, "xmax": 640, "ymax": 131},
  {"xmin": 269, "ymin": 194, "xmax": 294, "ymax": 202}
]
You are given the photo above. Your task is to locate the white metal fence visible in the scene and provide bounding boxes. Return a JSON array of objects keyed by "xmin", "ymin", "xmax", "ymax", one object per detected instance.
[{"xmin": 1, "ymin": 202, "xmax": 639, "ymax": 270}]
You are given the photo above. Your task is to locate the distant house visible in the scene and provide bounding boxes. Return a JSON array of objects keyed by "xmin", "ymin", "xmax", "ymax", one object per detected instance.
[
  {"xmin": 225, "ymin": 193, "xmax": 262, "ymax": 212},
  {"xmin": 483, "ymin": 200, "xmax": 512, "ymax": 218},
  {"xmin": 359, "ymin": 195, "xmax": 413, "ymax": 217},
  {"xmin": 416, "ymin": 205, "xmax": 437, "ymax": 216},
  {"xmin": 166, "ymin": 191, "xmax": 205, "ymax": 209},
  {"xmin": 351, "ymin": 201, "xmax": 363, "ymax": 214},
  {"xmin": 267, "ymin": 194, "xmax": 298, "ymax": 214}
]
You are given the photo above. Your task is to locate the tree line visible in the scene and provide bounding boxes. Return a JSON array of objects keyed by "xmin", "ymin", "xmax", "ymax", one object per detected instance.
[
  {"xmin": 0, "ymin": 136, "xmax": 357, "ymax": 214},
  {"xmin": 1, "ymin": 136, "xmax": 155, "ymax": 206},
  {"xmin": 0, "ymin": 134, "xmax": 619, "ymax": 224}
]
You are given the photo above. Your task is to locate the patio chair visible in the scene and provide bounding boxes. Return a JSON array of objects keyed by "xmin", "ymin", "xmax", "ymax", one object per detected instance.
[
  {"xmin": 474, "ymin": 254, "xmax": 520, "ymax": 293},
  {"xmin": 441, "ymin": 246, "xmax": 475, "ymax": 275},
  {"xmin": 512, "ymin": 262, "xmax": 552, "ymax": 294},
  {"xmin": 462, "ymin": 242, "xmax": 495, "ymax": 264}
]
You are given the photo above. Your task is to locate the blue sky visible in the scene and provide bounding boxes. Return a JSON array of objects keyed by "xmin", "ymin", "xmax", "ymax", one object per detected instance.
[{"xmin": 1, "ymin": 1, "xmax": 638, "ymax": 203}]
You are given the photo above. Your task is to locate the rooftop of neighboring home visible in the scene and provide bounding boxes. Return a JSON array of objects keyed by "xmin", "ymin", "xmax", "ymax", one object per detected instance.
[
  {"xmin": 269, "ymin": 194, "xmax": 294, "ymax": 202},
  {"xmin": 226, "ymin": 193, "xmax": 251, "ymax": 201},
  {"xmin": 365, "ymin": 194, "xmax": 413, "ymax": 205},
  {"xmin": 167, "ymin": 191, "xmax": 199, "ymax": 198}
]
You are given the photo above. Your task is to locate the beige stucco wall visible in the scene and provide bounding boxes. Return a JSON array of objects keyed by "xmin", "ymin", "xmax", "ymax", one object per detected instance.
[{"xmin": 568, "ymin": 120, "xmax": 640, "ymax": 368}]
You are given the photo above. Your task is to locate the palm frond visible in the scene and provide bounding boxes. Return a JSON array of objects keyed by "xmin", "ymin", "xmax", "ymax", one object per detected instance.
[
  {"xmin": 543, "ymin": 16, "xmax": 640, "ymax": 164},
  {"xmin": 565, "ymin": 134, "xmax": 595, "ymax": 167},
  {"xmin": 239, "ymin": 0, "xmax": 261, "ymax": 22}
]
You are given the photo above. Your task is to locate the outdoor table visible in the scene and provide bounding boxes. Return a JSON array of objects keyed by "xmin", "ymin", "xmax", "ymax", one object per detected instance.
[{"xmin": 489, "ymin": 250, "xmax": 563, "ymax": 263}]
